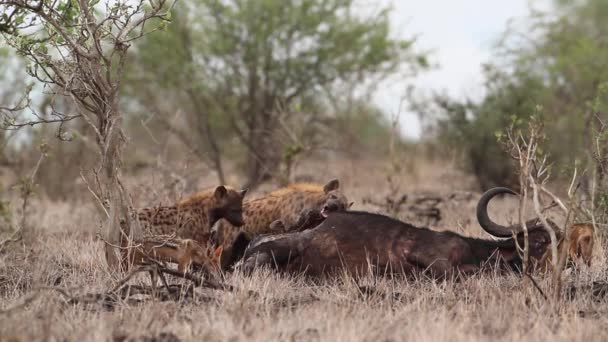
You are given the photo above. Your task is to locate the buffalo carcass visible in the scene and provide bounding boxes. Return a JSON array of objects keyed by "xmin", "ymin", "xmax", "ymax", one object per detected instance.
[{"xmin": 232, "ymin": 187, "xmax": 554, "ymax": 278}]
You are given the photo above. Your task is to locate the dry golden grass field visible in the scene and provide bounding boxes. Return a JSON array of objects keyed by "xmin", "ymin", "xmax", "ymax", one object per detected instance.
[{"xmin": 1, "ymin": 157, "xmax": 607, "ymax": 342}]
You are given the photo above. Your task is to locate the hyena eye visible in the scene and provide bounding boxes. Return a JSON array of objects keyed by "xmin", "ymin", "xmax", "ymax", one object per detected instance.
[{"xmin": 329, "ymin": 194, "xmax": 337, "ymax": 200}]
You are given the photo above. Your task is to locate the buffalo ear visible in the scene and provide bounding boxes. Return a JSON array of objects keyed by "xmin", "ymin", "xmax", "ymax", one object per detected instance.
[
  {"xmin": 239, "ymin": 188, "xmax": 248, "ymax": 198},
  {"xmin": 214, "ymin": 185, "xmax": 228, "ymax": 200},
  {"xmin": 323, "ymin": 179, "xmax": 340, "ymax": 193}
]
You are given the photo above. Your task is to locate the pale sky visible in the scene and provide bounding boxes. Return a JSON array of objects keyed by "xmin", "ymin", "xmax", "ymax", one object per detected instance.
[
  {"xmin": 373, "ymin": 0, "xmax": 552, "ymax": 138},
  {"xmin": 4, "ymin": 1, "xmax": 553, "ymax": 141}
]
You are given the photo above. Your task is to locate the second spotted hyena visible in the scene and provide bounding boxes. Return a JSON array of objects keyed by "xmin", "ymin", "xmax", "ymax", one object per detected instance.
[{"xmin": 212, "ymin": 179, "xmax": 350, "ymax": 269}]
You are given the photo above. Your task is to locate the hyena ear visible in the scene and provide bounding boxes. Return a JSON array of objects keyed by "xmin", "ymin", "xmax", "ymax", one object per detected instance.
[
  {"xmin": 239, "ymin": 188, "xmax": 248, "ymax": 198},
  {"xmin": 323, "ymin": 179, "xmax": 340, "ymax": 193},
  {"xmin": 214, "ymin": 185, "xmax": 228, "ymax": 199},
  {"xmin": 347, "ymin": 201, "xmax": 354, "ymax": 209}
]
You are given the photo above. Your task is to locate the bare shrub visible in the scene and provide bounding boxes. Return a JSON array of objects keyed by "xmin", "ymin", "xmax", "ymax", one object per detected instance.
[
  {"xmin": 0, "ymin": 0, "xmax": 176, "ymax": 270},
  {"xmin": 499, "ymin": 114, "xmax": 603, "ymax": 301}
]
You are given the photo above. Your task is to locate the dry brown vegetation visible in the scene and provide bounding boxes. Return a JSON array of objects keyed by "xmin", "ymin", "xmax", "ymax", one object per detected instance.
[
  {"xmin": 1, "ymin": 1, "xmax": 607, "ymax": 340},
  {"xmin": 1, "ymin": 156, "xmax": 607, "ymax": 341}
]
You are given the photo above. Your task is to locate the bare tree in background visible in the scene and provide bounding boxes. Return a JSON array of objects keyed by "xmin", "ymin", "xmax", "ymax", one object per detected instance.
[
  {"xmin": 0, "ymin": 0, "xmax": 175, "ymax": 270},
  {"xmin": 127, "ymin": 0, "xmax": 426, "ymax": 189}
]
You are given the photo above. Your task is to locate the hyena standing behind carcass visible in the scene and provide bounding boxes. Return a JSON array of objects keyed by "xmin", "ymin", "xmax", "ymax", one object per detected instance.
[
  {"xmin": 212, "ymin": 179, "xmax": 351, "ymax": 270},
  {"xmin": 119, "ymin": 185, "xmax": 247, "ymax": 271}
]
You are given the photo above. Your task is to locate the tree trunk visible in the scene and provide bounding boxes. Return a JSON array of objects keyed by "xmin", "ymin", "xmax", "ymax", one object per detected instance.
[
  {"xmin": 103, "ymin": 169, "xmax": 123, "ymax": 270},
  {"xmin": 99, "ymin": 112, "xmax": 131, "ymax": 271},
  {"xmin": 244, "ymin": 126, "xmax": 280, "ymax": 189},
  {"xmin": 187, "ymin": 90, "xmax": 226, "ymax": 185},
  {"xmin": 181, "ymin": 19, "xmax": 226, "ymax": 185},
  {"xmin": 245, "ymin": 154, "xmax": 264, "ymax": 190},
  {"xmin": 210, "ymin": 146, "xmax": 226, "ymax": 185}
]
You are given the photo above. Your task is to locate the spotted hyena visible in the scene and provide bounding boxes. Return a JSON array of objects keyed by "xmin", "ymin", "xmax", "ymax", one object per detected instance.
[
  {"xmin": 268, "ymin": 196, "xmax": 353, "ymax": 233},
  {"xmin": 537, "ymin": 222, "xmax": 594, "ymax": 272},
  {"xmin": 213, "ymin": 179, "xmax": 350, "ymax": 269},
  {"xmin": 120, "ymin": 185, "xmax": 247, "ymax": 269}
]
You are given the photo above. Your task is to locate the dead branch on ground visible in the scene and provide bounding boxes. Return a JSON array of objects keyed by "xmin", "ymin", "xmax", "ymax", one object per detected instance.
[{"xmin": 0, "ymin": 263, "xmax": 231, "ymax": 315}]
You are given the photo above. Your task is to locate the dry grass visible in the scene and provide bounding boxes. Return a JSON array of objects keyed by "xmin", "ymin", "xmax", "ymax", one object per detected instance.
[{"xmin": 1, "ymin": 156, "xmax": 607, "ymax": 341}]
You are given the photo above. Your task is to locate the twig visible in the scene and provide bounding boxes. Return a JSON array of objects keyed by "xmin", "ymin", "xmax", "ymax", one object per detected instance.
[
  {"xmin": 97, "ymin": 233, "xmax": 143, "ymax": 251},
  {"xmin": 158, "ymin": 266, "xmax": 229, "ymax": 290},
  {"xmin": 530, "ymin": 177, "xmax": 559, "ymax": 269},
  {"xmin": 80, "ymin": 171, "xmax": 109, "ymax": 219},
  {"xmin": 538, "ymin": 186, "xmax": 568, "ymax": 214},
  {"xmin": 0, "ymin": 286, "xmax": 81, "ymax": 315},
  {"xmin": 0, "ymin": 145, "xmax": 46, "ymax": 251},
  {"xmin": 525, "ymin": 273, "xmax": 547, "ymax": 301},
  {"xmin": 0, "ymin": 227, "xmax": 22, "ymax": 253},
  {"xmin": 110, "ymin": 265, "xmax": 157, "ymax": 293}
]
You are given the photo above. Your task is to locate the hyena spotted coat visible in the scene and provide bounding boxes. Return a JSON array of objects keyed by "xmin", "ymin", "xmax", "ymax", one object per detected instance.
[
  {"xmin": 120, "ymin": 185, "xmax": 246, "ymax": 269},
  {"xmin": 213, "ymin": 179, "xmax": 349, "ymax": 269}
]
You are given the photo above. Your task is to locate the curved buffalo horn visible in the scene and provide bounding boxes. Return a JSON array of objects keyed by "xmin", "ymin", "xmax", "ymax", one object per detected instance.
[
  {"xmin": 476, "ymin": 187, "xmax": 545, "ymax": 237},
  {"xmin": 476, "ymin": 187, "xmax": 522, "ymax": 238}
]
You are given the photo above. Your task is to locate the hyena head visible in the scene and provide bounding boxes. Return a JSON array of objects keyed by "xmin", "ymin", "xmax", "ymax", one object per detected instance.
[
  {"xmin": 320, "ymin": 179, "xmax": 352, "ymax": 217},
  {"xmin": 209, "ymin": 186, "xmax": 248, "ymax": 227},
  {"xmin": 569, "ymin": 223, "xmax": 594, "ymax": 266},
  {"xmin": 536, "ymin": 222, "xmax": 594, "ymax": 272}
]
